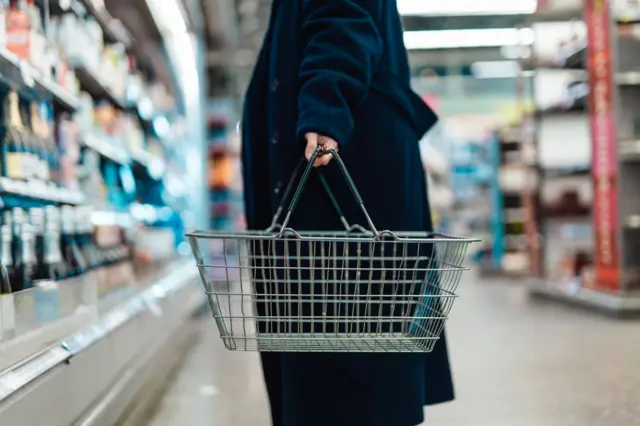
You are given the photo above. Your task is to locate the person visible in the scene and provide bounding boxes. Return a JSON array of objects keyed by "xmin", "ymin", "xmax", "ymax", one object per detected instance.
[{"xmin": 241, "ymin": 1, "xmax": 452, "ymax": 425}]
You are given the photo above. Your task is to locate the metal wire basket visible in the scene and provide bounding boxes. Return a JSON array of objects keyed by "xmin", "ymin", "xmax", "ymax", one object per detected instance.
[{"xmin": 187, "ymin": 147, "xmax": 477, "ymax": 353}]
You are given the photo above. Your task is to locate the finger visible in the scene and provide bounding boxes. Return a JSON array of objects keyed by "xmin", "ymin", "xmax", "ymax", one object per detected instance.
[
  {"xmin": 313, "ymin": 152, "xmax": 333, "ymax": 167},
  {"xmin": 305, "ymin": 133, "xmax": 319, "ymax": 161},
  {"xmin": 318, "ymin": 138, "xmax": 338, "ymax": 153}
]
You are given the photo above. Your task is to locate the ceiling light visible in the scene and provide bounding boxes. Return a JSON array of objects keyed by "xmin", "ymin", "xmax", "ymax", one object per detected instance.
[
  {"xmin": 146, "ymin": 0, "xmax": 188, "ymax": 35},
  {"xmin": 404, "ymin": 28, "xmax": 535, "ymax": 50},
  {"xmin": 397, "ymin": 0, "xmax": 538, "ymax": 16}
]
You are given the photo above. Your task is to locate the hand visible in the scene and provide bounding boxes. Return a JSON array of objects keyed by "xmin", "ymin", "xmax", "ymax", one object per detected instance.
[{"xmin": 305, "ymin": 133, "xmax": 339, "ymax": 167}]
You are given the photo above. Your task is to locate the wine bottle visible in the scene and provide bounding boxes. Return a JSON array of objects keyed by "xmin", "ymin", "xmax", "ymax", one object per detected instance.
[
  {"xmin": 73, "ymin": 207, "xmax": 90, "ymax": 270},
  {"xmin": 10, "ymin": 208, "xmax": 24, "ymax": 291},
  {"xmin": 25, "ymin": 0, "xmax": 42, "ymax": 33},
  {"xmin": 1, "ymin": 224, "xmax": 14, "ymax": 294},
  {"xmin": 19, "ymin": 100, "xmax": 35, "ymax": 181},
  {"xmin": 3, "ymin": 91, "xmax": 25, "ymax": 180},
  {"xmin": 29, "ymin": 208, "xmax": 47, "ymax": 280},
  {"xmin": 44, "ymin": 206, "xmax": 65, "ymax": 279},
  {"xmin": 19, "ymin": 221, "xmax": 35, "ymax": 290},
  {"xmin": 41, "ymin": 106, "xmax": 54, "ymax": 183},
  {"xmin": 30, "ymin": 102, "xmax": 48, "ymax": 182},
  {"xmin": 60, "ymin": 206, "xmax": 86, "ymax": 277},
  {"xmin": 0, "ymin": 223, "xmax": 16, "ymax": 340},
  {"xmin": 83, "ymin": 208, "xmax": 99, "ymax": 269}
]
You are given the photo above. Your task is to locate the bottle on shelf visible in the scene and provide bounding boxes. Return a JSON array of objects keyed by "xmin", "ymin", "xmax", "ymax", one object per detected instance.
[
  {"xmin": 2, "ymin": 91, "xmax": 26, "ymax": 180},
  {"xmin": 9, "ymin": 208, "xmax": 25, "ymax": 291},
  {"xmin": 30, "ymin": 102, "xmax": 49, "ymax": 183},
  {"xmin": 19, "ymin": 100, "xmax": 36, "ymax": 181},
  {"xmin": 0, "ymin": 0, "xmax": 7, "ymax": 49},
  {"xmin": 0, "ymin": 223, "xmax": 16, "ymax": 341},
  {"xmin": 19, "ymin": 220, "xmax": 35, "ymax": 290},
  {"xmin": 6, "ymin": 0, "xmax": 30, "ymax": 61},
  {"xmin": 24, "ymin": 0, "xmax": 42, "ymax": 33},
  {"xmin": 1, "ymin": 225, "xmax": 14, "ymax": 295},
  {"xmin": 44, "ymin": 206, "xmax": 66, "ymax": 280},
  {"xmin": 45, "ymin": 111, "xmax": 60, "ymax": 186},
  {"xmin": 29, "ymin": 207, "xmax": 46, "ymax": 280},
  {"xmin": 60, "ymin": 205, "xmax": 86, "ymax": 277},
  {"xmin": 74, "ymin": 207, "xmax": 97, "ymax": 270}
]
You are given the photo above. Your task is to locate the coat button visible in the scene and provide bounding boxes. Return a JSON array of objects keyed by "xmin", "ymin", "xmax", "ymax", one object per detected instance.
[
  {"xmin": 271, "ymin": 132, "xmax": 279, "ymax": 144},
  {"xmin": 274, "ymin": 181, "xmax": 282, "ymax": 194},
  {"xmin": 271, "ymin": 79, "xmax": 279, "ymax": 92}
]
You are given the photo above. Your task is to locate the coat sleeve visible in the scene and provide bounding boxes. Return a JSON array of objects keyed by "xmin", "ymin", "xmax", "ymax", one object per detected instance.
[{"xmin": 296, "ymin": 0, "xmax": 383, "ymax": 146}]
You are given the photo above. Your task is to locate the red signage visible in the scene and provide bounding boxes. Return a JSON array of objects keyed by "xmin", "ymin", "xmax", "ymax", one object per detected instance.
[{"xmin": 585, "ymin": 0, "xmax": 620, "ymax": 291}]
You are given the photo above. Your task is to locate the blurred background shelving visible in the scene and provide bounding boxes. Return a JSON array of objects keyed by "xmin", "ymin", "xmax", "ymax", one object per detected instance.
[{"xmin": 2, "ymin": 1, "xmax": 640, "ymax": 425}]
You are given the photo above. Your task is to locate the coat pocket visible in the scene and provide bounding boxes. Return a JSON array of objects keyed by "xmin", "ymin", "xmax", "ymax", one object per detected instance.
[{"xmin": 371, "ymin": 66, "xmax": 438, "ymax": 138}]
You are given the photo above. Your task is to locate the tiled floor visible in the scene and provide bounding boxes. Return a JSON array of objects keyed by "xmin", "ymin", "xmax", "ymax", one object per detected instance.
[{"xmin": 146, "ymin": 275, "xmax": 640, "ymax": 426}]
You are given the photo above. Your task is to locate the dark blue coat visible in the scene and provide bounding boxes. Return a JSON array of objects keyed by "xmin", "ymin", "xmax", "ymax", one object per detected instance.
[{"xmin": 241, "ymin": 1, "xmax": 453, "ymax": 425}]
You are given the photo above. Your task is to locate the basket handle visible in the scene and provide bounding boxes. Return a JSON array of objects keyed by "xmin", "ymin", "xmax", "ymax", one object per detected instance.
[
  {"xmin": 273, "ymin": 146, "xmax": 379, "ymax": 237},
  {"xmin": 267, "ymin": 160, "xmax": 355, "ymax": 233}
]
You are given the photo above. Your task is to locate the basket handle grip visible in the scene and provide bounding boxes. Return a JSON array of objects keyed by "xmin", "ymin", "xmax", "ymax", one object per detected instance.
[{"xmin": 275, "ymin": 146, "xmax": 379, "ymax": 236}]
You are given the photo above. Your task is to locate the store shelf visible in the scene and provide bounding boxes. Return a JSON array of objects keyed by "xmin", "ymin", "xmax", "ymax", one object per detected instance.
[
  {"xmin": 0, "ymin": 259, "xmax": 201, "ymax": 422},
  {"xmin": 70, "ymin": 58, "xmax": 125, "ymax": 108},
  {"xmin": 0, "ymin": 178, "xmax": 84, "ymax": 205},
  {"xmin": 625, "ymin": 215, "xmax": 640, "ymax": 229},
  {"xmin": 36, "ymin": 0, "xmax": 86, "ymax": 15},
  {"xmin": 91, "ymin": 210, "xmax": 134, "ymax": 228},
  {"xmin": 77, "ymin": 0, "xmax": 133, "ymax": 47},
  {"xmin": 542, "ymin": 166, "xmax": 591, "ymax": 178},
  {"xmin": 0, "ymin": 48, "xmax": 80, "ymax": 111},
  {"xmin": 559, "ymin": 44, "xmax": 586, "ymax": 69},
  {"xmin": 619, "ymin": 139, "xmax": 640, "ymax": 161},
  {"xmin": 82, "ymin": 134, "xmax": 131, "ymax": 165},
  {"xmin": 529, "ymin": 279, "xmax": 640, "ymax": 317},
  {"xmin": 615, "ymin": 71, "xmax": 640, "ymax": 85}
]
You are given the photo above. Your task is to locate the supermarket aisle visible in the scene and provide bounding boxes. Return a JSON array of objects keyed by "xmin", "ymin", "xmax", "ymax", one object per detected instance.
[{"xmin": 145, "ymin": 274, "xmax": 640, "ymax": 426}]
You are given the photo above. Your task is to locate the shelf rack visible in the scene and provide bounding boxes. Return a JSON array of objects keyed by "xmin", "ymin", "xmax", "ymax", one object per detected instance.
[
  {"xmin": 0, "ymin": 177, "xmax": 85, "ymax": 206},
  {"xmin": 528, "ymin": 0, "xmax": 640, "ymax": 316},
  {"xmin": 0, "ymin": 47, "xmax": 79, "ymax": 111},
  {"xmin": 70, "ymin": 58, "xmax": 126, "ymax": 108}
]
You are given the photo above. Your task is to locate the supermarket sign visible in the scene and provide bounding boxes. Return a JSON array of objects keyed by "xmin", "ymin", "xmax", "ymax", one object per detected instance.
[{"xmin": 586, "ymin": 0, "xmax": 620, "ymax": 291}]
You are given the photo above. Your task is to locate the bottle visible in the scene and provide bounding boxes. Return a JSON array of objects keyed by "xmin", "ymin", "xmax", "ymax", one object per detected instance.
[
  {"xmin": 0, "ymin": 223, "xmax": 16, "ymax": 340},
  {"xmin": 10, "ymin": 208, "xmax": 24, "ymax": 291},
  {"xmin": 29, "ymin": 208, "xmax": 46, "ymax": 280},
  {"xmin": 40, "ymin": 105, "xmax": 53, "ymax": 183},
  {"xmin": 73, "ymin": 207, "xmax": 92, "ymax": 270},
  {"xmin": 1, "ymin": 225, "xmax": 14, "ymax": 294},
  {"xmin": 60, "ymin": 206, "xmax": 86, "ymax": 277},
  {"xmin": 84, "ymin": 208, "xmax": 99, "ymax": 269},
  {"xmin": 44, "ymin": 206, "xmax": 65, "ymax": 279},
  {"xmin": 6, "ymin": 0, "xmax": 30, "ymax": 60},
  {"xmin": 19, "ymin": 100, "xmax": 35, "ymax": 181},
  {"xmin": 30, "ymin": 102, "xmax": 48, "ymax": 182},
  {"xmin": 45, "ymin": 117, "xmax": 59, "ymax": 186},
  {"xmin": 19, "ymin": 221, "xmax": 35, "ymax": 289},
  {"xmin": 3, "ymin": 91, "xmax": 25, "ymax": 179},
  {"xmin": 0, "ymin": 0, "xmax": 8, "ymax": 48},
  {"xmin": 24, "ymin": 0, "xmax": 41, "ymax": 33}
]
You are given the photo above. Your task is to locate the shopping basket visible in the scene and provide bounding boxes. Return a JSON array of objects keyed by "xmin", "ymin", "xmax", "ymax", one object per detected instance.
[{"xmin": 187, "ymin": 147, "xmax": 477, "ymax": 353}]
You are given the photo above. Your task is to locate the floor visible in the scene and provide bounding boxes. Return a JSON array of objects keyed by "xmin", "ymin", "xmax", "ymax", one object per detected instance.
[{"xmin": 145, "ymin": 274, "xmax": 640, "ymax": 426}]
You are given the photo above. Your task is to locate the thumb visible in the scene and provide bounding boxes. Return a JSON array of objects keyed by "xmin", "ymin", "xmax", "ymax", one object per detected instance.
[{"xmin": 305, "ymin": 132, "xmax": 319, "ymax": 161}]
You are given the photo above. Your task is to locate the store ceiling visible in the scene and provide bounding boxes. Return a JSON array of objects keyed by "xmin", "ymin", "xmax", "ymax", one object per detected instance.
[{"xmin": 102, "ymin": 0, "xmax": 553, "ymax": 99}]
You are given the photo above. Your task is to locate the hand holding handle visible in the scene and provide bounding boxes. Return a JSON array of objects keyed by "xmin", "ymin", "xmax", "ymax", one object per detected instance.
[{"xmin": 277, "ymin": 146, "xmax": 379, "ymax": 237}]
